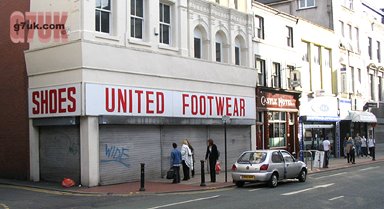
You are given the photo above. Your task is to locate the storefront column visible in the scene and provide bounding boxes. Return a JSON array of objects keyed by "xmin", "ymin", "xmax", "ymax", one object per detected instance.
[
  {"xmin": 80, "ymin": 116, "xmax": 99, "ymax": 187},
  {"xmin": 251, "ymin": 125, "xmax": 257, "ymax": 150},
  {"xmin": 29, "ymin": 119, "xmax": 40, "ymax": 182}
]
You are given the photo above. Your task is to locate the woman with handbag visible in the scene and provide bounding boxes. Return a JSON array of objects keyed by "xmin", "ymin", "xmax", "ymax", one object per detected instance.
[
  {"xmin": 181, "ymin": 139, "xmax": 193, "ymax": 181},
  {"xmin": 170, "ymin": 143, "xmax": 182, "ymax": 183},
  {"xmin": 205, "ymin": 139, "xmax": 219, "ymax": 183}
]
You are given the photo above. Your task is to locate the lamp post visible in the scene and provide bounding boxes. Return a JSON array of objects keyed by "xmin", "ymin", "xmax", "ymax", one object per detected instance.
[{"xmin": 222, "ymin": 115, "xmax": 230, "ymax": 182}]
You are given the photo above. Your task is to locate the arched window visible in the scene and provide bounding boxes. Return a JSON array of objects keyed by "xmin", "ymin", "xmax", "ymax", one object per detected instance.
[
  {"xmin": 234, "ymin": 35, "xmax": 247, "ymax": 66},
  {"xmin": 215, "ymin": 31, "xmax": 228, "ymax": 63},
  {"xmin": 194, "ymin": 26, "xmax": 208, "ymax": 60}
]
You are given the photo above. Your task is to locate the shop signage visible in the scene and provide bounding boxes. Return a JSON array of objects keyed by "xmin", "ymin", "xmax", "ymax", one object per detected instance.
[
  {"xmin": 256, "ymin": 90, "xmax": 297, "ymax": 110},
  {"xmin": 28, "ymin": 84, "xmax": 81, "ymax": 118},
  {"xmin": 85, "ymin": 83, "xmax": 256, "ymax": 119}
]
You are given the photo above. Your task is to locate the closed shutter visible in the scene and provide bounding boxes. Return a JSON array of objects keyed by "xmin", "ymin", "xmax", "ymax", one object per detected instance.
[
  {"xmin": 39, "ymin": 126, "xmax": 80, "ymax": 183},
  {"xmin": 160, "ymin": 126, "xmax": 208, "ymax": 176},
  {"xmin": 99, "ymin": 125, "xmax": 160, "ymax": 185},
  {"xmin": 208, "ymin": 126, "xmax": 251, "ymax": 170}
]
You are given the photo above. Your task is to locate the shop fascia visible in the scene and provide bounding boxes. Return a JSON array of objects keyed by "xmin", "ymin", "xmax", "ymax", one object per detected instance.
[{"xmin": 28, "ymin": 83, "xmax": 256, "ymax": 120}]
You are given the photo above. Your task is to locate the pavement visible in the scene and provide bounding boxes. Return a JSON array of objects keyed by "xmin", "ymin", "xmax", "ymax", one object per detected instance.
[{"xmin": 0, "ymin": 155, "xmax": 383, "ymax": 196}]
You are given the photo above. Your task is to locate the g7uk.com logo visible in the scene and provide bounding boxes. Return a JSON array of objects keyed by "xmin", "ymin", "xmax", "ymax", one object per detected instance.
[{"xmin": 10, "ymin": 11, "xmax": 68, "ymax": 43}]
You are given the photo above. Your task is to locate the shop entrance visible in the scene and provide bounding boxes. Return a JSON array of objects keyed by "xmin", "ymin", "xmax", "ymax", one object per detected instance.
[{"xmin": 303, "ymin": 124, "xmax": 335, "ymax": 157}]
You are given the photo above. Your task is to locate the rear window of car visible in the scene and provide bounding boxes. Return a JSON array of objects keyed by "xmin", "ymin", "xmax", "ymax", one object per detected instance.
[{"xmin": 238, "ymin": 152, "xmax": 267, "ymax": 164}]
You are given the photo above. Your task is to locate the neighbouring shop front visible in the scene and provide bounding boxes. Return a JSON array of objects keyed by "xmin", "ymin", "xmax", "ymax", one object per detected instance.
[
  {"xmin": 299, "ymin": 96, "xmax": 340, "ymax": 158},
  {"xmin": 29, "ymin": 83, "xmax": 256, "ymax": 186},
  {"xmin": 255, "ymin": 87, "xmax": 301, "ymax": 155}
]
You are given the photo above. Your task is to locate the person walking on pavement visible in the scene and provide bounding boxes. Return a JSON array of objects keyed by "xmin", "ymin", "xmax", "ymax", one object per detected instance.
[
  {"xmin": 181, "ymin": 139, "xmax": 193, "ymax": 181},
  {"xmin": 170, "ymin": 143, "xmax": 182, "ymax": 184},
  {"xmin": 205, "ymin": 138, "xmax": 219, "ymax": 183},
  {"xmin": 186, "ymin": 139, "xmax": 195, "ymax": 178},
  {"xmin": 368, "ymin": 135, "xmax": 376, "ymax": 161},
  {"xmin": 361, "ymin": 135, "xmax": 368, "ymax": 157},
  {"xmin": 354, "ymin": 133, "xmax": 362, "ymax": 158},
  {"xmin": 322, "ymin": 137, "xmax": 331, "ymax": 168},
  {"xmin": 346, "ymin": 137, "xmax": 355, "ymax": 164}
]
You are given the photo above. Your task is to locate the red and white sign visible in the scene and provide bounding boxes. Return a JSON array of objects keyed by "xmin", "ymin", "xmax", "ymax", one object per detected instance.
[
  {"xmin": 85, "ymin": 83, "xmax": 255, "ymax": 119},
  {"xmin": 28, "ymin": 84, "xmax": 81, "ymax": 118}
]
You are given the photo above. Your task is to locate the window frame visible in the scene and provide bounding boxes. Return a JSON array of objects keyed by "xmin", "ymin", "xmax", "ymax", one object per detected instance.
[
  {"xmin": 272, "ymin": 62, "xmax": 281, "ymax": 88},
  {"xmin": 286, "ymin": 26, "xmax": 293, "ymax": 48},
  {"xmin": 256, "ymin": 58, "xmax": 266, "ymax": 86},
  {"xmin": 159, "ymin": 2, "xmax": 171, "ymax": 45},
  {"xmin": 254, "ymin": 15, "xmax": 265, "ymax": 39},
  {"xmin": 131, "ymin": 0, "xmax": 144, "ymax": 39},
  {"xmin": 298, "ymin": 0, "xmax": 315, "ymax": 9},
  {"xmin": 95, "ymin": 0, "xmax": 111, "ymax": 33}
]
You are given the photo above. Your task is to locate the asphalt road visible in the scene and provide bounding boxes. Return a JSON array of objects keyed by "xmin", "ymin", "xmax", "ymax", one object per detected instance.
[{"xmin": 1, "ymin": 162, "xmax": 383, "ymax": 209}]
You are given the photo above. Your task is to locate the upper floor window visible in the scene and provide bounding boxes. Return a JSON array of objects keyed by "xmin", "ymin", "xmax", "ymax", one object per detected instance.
[
  {"xmin": 354, "ymin": 27, "xmax": 360, "ymax": 52},
  {"xmin": 254, "ymin": 15, "xmax": 264, "ymax": 39},
  {"xmin": 340, "ymin": 66, "xmax": 347, "ymax": 93},
  {"xmin": 286, "ymin": 26, "xmax": 293, "ymax": 47},
  {"xmin": 256, "ymin": 58, "xmax": 266, "ymax": 86},
  {"xmin": 377, "ymin": 41, "xmax": 381, "ymax": 63},
  {"xmin": 339, "ymin": 21, "xmax": 344, "ymax": 37},
  {"xmin": 95, "ymin": 0, "xmax": 111, "ymax": 33},
  {"xmin": 324, "ymin": 48, "xmax": 331, "ymax": 67},
  {"xmin": 159, "ymin": 3, "xmax": 171, "ymax": 45},
  {"xmin": 131, "ymin": 0, "xmax": 144, "ymax": 39},
  {"xmin": 368, "ymin": 37, "xmax": 372, "ymax": 60},
  {"xmin": 313, "ymin": 45, "xmax": 320, "ymax": 65},
  {"xmin": 343, "ymin": 0, "xmax": 353, "ymax": 10},
  {"xmin": 216, "ymin": 0, "xmax": 220, "ymax": 3},
  {"xmin": 369, "ymin": 72, "xmax": 375, "ymax": 99},
  {"xmin": 235, "ymin": 45, "xmax": 240, "ymax": 65},
  {"xmin": 298, "ymin": 0, "xmax": 315, "ymax": 9},
  {"xmin": 234, "ymin": 0, "xmax": 238, "ymax": 9},
  {"xmin": 272, "ymin": 62, "xmax": 281, "ymax": 88},
  {"xmin": 302, "ymin": 41, "xmax": 309, "ymax": 62},
  {"xmin": 347, "ymin": 24, "xmax": 352, "ymax": 40},
  {"xmin": 287, "ymin": 65, "xmax": 295, "ymax": 90},
  {"xmin": 379, "ymin": 76, "xmax": 383, "ymax": 101}
]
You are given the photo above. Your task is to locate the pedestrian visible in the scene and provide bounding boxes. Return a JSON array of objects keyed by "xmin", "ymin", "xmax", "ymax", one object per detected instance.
[
  {"xmin": 361, "ymin": 135, "xmax": 368, "ymax": 157},
  {"xmin": 181, "ymin": 139, "xmax": 193, "ymax": 181},
  {"xmin": 346, "ymin": 137, "xmax": 355, "ymax": 164},
  {"xmin": 322, "ymin": 137, "xmax": 331, "ymax": 168},
  {"xmin": 354, "ymin": 133, "xmax": 362, "ymax": 158},
  {"xmin": 343, "ymin": 136, "xmax": 348, "ymax": 158},
  {"xmin": 368, "ymin": 135, "xmax": 376, "ymax": 161},
  {"xmin": 186, "ymin": 139, "xmax": 195, "ymax": 178},
  {"xmin": 205, "ymin": 138, "xmax": 219, "ymax": 183},
  {"xmin": 170, "ymin": 143, "xmax": 182, "ymax": 184}
]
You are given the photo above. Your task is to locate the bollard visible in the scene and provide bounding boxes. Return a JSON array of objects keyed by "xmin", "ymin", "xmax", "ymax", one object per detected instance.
[
  {"xmin": 139, "ymin": 163, "xmax": 145, "ymax": 191},
  {"xmin": 200, "ymin": 160, "xmax": 206, "ymax": 187}
]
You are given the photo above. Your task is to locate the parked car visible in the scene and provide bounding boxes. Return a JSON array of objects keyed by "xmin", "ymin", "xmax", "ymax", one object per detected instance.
[{"xmin": 231, "ymin": 150, "xmax": 307, "ymax": 188}]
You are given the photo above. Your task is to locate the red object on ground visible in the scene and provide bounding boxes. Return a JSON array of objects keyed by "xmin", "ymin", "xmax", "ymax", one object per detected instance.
[{"xmin": 62, "ymin": 178, "xmax": 75, "ymax": 188}]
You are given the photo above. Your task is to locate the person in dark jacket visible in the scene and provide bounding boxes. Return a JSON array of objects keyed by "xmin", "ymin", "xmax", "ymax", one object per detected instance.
[
  {"xmin": 170, "ymin": 143, "xmax": 182, "ymax": 183},
  {"xmin": 205, "ymin": 138, "xmax": 219, "ymax": 182}
]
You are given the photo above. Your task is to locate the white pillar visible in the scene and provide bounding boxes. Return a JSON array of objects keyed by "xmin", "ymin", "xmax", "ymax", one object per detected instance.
[
  {"xmin": 80, "ymin": 116, "xmax": 99, "ymax": 187},
  {"xmin": 29, "ymin": 119, "xmax": 40, "ymax": 182}
]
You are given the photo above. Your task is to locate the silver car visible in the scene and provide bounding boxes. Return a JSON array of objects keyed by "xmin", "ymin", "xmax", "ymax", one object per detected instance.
[{"xmin": 231, "ymin": 150, "xmax": 307, "ymax": 188}]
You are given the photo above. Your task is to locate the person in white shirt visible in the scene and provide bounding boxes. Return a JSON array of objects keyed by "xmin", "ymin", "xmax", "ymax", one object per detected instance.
[
  {"xmin": 361, "ymin": 136, "xmax": 368, "ymax": 157},
  {"xmin": 368, "ymin": 135, "xmax": 376, "ymax": 161},
  {"xmin": 322, "ymin": 137, "xmax": 331, "ymax": 168}
]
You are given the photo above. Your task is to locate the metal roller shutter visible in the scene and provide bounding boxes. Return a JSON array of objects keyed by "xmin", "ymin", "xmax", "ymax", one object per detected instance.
[
  {"xmin": 39, "ymin": 126, "xmax": 80, "ymax": 183},
  {"xmin": 160, "ymin": 126, "xmax": 208, "ymax": 177},
  {"xmin": 99, "ymin": 125, "xmax": 160, "ymax": 185},
  {"xmin": 208, "ymin": 126, "xmax": 251, "ymax": 170}
]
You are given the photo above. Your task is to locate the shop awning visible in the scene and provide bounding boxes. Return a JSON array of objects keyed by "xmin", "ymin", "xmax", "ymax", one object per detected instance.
[{"xmin": 348, "ymin": 111, "xmax": 377, "ymax": 123}]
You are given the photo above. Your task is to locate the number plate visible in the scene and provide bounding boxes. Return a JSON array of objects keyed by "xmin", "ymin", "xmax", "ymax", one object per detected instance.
[{"xmin": 241, "ymin": 175, "xmax": 255, "ymax": 180}]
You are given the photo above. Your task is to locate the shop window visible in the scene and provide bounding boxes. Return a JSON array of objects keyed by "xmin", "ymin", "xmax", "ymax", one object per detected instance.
[{"xmin": 268, "ymin": 112, "xmax": 286, "ymax": 148}]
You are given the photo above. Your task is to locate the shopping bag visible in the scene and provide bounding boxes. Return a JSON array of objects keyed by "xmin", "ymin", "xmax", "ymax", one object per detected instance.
[
  {"xmin": 166, "ymin": 168, "xmax": 175, "ymax": 179},
  {"xmin": 215, "ymin": 161, "xmax": 221, "ymax": 174},
  {"xmin": 61, "ymin": 178, "xmax": 75, "ymax": 188}
]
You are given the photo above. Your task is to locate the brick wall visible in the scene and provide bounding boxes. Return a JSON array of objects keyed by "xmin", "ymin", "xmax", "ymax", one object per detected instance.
[{"xmin": 0, "ymin": 1, "xmax": 30, "ymax": 179}]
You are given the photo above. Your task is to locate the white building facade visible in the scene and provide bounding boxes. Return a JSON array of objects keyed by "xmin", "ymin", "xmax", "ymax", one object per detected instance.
[{"xmin": 26, "ymin": 0, "xmax": 257, "ymax": 186}]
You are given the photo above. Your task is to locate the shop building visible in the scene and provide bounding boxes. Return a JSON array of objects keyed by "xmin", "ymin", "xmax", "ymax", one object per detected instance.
[
  {"xmin": 255, "ymin": 87, "xmax": 301, "ymax": 155},
  {"xmin": 26, "ymin": 0, "xmax": 257, "ymax": 186}
]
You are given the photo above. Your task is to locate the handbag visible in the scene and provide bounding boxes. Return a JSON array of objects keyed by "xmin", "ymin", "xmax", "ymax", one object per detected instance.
[{"xmin": 166, "ymin": 168, "xmax": 175, "ymax": 179}]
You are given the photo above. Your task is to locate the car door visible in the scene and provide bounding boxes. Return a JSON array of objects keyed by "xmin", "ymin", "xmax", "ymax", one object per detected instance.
[
  {"xmin": 281, "ymin": 151, "xmax": 301, "ymax": 179},
  {"xmin": 270, "ymin": 151, "xmax": 285, "ymax": 180}
]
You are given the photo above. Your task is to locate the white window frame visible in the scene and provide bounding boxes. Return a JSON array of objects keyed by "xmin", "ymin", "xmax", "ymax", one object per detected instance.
[
  {"xmin": 159, "ymin": 2, "xmax": 171, "ymax": 45},
  {"xmin": 95, "ymin": 0, "xmax": 111, "ymax": 33},
  {"xmin": 298, "ymin": 0, "xmax": 315, "ymax": 9},
  {"xmin": 286, "ymin": 26, "xmax": 293, "ymax": 47},
  {"xmin": 131, "ymin": 0, "xmax": 144, "ymax": 39},
  {"xmin": 254, "ymin": 15, "xmax": 264, "ymax": 39},
  {"xmin": 256, "ymin": 58, "xmax": 266, "ymax": 86}
]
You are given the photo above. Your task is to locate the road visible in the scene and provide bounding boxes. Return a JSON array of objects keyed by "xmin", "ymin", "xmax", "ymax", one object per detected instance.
[{"xmin": 1, "ymin": 162, "xmax": 383, "ymax": 209}]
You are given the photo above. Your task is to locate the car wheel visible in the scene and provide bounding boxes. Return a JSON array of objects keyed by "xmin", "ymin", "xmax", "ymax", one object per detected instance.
[
  {"xmin": 268, "ymin": 173, "xmax": 278, "ymax": 188},
  {"xmin": 235, "ymin": 181, "xmax": 245, "ymax": 188},
  {"xmin": 298, "ymin": 169, "xmax": 307, "ymax": 182}
]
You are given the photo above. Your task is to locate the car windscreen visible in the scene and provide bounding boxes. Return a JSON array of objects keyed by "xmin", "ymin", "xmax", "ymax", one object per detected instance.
[{"xmin": 237, "ymin": 152, "xmax": 267, "ymax": 164}]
